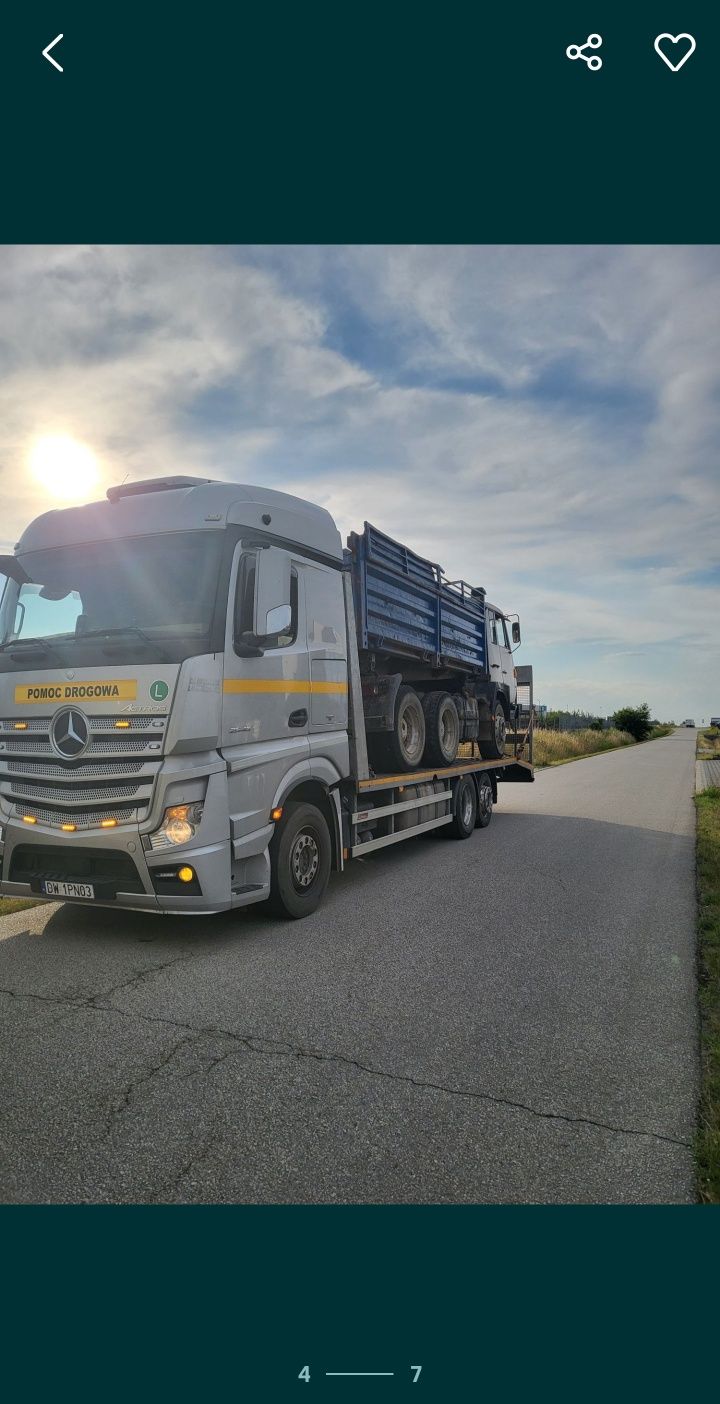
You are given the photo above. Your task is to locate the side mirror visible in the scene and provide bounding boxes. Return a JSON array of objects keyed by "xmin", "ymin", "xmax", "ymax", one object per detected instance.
[
  {"xmin": 254, "ymin": 547, "xmax": 292, "ymax": 637},
  {"xmin": 512, "ymin": 621, "xmax": 521, "ymax": 645}
]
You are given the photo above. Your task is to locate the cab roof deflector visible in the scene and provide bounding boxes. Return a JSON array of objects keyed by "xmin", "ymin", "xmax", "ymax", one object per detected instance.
[{"xmin": 107, "ymin": 476, "xmax": 215, "ymax": 503}]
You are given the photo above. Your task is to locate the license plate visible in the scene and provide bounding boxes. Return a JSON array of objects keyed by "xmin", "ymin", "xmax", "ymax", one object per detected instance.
[{"xmin": 42, "ymin": 880, "xmax": 95, "ymax": 900}]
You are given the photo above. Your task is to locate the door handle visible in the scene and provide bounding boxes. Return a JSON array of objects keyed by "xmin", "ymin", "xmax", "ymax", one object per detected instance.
[{"xmin": 288, "ymin": 708, "xmax": 308, "ymax": 728}]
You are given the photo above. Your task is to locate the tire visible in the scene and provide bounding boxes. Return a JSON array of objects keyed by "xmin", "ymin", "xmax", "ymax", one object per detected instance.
[
  {"xmin": 267, "ymin": 802, "xmax": 332, "ymax": 919},
  {"xmin": 448, "ymin": 774, "xmax": 477, "ymax": 838},
  {"xmin": 479, "ymin": 699, "xmax": 507, "ymax": 760},
  {"xmin": 475, "ymin": 771, "xmax": 493, "ymax": 828},
  {"xmin": 422, "ymin": 691, "xmax": 460, "ymax": 766},
  {"xmin": 373, "ymin": 685, "xmax": 426, "ymax": 772}
]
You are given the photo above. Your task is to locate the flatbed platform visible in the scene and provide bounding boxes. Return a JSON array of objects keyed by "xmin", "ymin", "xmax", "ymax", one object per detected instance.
[{"xmin": 357, "ymin": 755, "xmax": 534, "ymax": 791}]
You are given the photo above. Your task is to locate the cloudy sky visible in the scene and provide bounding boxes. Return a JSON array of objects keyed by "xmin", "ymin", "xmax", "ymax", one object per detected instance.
[{"xmin": 1, "ymin": 244, "xmax": 718, "ymax": 721}]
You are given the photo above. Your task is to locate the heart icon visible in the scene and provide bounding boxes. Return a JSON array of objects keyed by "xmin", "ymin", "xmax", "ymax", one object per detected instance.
[{"xmin": 654, "ymin": 32, "xmax": 696, "ymax": 71}]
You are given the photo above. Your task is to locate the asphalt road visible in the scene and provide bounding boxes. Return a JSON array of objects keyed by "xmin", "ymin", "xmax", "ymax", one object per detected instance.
[{"xmin": 0, "ymin": 729, "xmax": 698, "ymax": 1203}]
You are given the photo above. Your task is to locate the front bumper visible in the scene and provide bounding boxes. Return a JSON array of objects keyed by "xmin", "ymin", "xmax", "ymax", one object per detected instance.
[{"xmin": 0, "ymin": 818, "xmax": 234, "ymax": 915}]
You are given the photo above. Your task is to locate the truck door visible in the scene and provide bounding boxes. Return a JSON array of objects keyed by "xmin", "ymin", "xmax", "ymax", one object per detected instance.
[
  {"xmin": 494, "ymin": 614, "xmax": 515, "ymax": 702},
  {"xmin": 486, "ymin": 613, "xmax": 503, "ymax": 688},
  {"xmin": 487, "ymin": 612, "xmax": 515, "ymax": 706},
  {"xmin": 222, "ymin": 543, "xmax": 311, "ymax": 842}
]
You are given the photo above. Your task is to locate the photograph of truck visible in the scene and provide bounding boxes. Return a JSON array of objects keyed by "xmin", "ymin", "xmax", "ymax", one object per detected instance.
[
  {"xmin": 0, "ymin": 243, "xmax": 715, "ymax": 1212},
  {"xmin": 0, "ymin": 477, "xmax": 533, "ymax": 919}
]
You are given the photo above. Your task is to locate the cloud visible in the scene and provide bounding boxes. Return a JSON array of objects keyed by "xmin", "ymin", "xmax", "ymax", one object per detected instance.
[{"xmin": 0, "ymin": 244, "xmax": 718, "ymax": 721}]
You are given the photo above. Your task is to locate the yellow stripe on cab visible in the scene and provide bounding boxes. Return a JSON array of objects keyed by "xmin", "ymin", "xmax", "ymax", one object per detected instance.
[{"xmin": 223, "ymin": 679, "xmax": 347, "ymax": 695}]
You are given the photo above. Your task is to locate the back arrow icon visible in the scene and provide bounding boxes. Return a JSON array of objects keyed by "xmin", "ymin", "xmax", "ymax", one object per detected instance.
[{"xmin": 42, "ymin": 34, "xmax": 64, "ymax": 72}]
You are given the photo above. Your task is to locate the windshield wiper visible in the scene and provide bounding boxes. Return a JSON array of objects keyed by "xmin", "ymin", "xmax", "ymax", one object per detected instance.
[
  {"xmin": 0, "ymin": 636, "xmax": 72, "ymax": 662},
  {"xmin": 76, "ymin": 626, "xmax": 170, "ymax": 661}
]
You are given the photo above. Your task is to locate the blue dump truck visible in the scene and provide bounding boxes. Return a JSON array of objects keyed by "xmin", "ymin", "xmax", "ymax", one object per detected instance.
[
  {"xmin": 349, "ymin": 522, "xmax": 530, "ymax": 769},
  {"xmin": 1, "ymin": 479, "xmax": 534, "ymax": 918}
]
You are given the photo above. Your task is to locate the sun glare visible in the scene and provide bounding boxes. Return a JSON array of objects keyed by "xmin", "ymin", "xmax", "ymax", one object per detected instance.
[{"xmin": 30, "ymin": 435, "xmax": 100, "ymax": 501}]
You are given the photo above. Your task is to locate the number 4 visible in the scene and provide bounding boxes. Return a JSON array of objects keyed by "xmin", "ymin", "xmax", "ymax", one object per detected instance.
[
  {"xmin": 411, "ymin": 1366, "xmax": 422, "ymax": 1383},
  {"xmin": 298, "ymin": 1366, "xmax": 310, "ymax": 1383}
]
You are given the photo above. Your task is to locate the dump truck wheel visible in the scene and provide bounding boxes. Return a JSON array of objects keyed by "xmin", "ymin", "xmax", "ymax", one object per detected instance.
[
  {"xmin": 479, "ymin": 699, "xmax": 507, "ymax": 760},
  {"xmin": 268, "ymin": 802, "xmax": 331, "ymax": 918},
  {"xmin": 372, "ymin": 685, "xmax": 426, "ymax": 772},
  {"xmin": 475, "ymin": 772, "xmax": 493, "ymax": 828},
  {"xmin": 422, "ymin": 691, "xmax": 460, "ymax": 766}
]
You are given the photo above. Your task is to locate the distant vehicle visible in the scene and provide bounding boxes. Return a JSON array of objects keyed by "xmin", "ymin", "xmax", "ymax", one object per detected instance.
[
  {"xmin": 683, "ymin": 719, "xmax": 696, "ymax": 728},
  {"xmin": 710, "ymin": 716, "xmax": 720, "ymax": 728}
]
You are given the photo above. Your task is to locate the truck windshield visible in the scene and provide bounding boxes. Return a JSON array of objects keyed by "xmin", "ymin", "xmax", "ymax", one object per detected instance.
[{"xmin": 0, "ymin": 531, "xmax": 224, "ymax": 666}]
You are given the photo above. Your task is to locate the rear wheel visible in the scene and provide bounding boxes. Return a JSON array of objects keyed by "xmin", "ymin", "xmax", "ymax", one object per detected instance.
[
  {"xmin": 479, "ymin": 699, "xmax": 507, "ymax": 760},
  {"xmin": 475, "ymin": 771, "xmax": 493, "ymax": 828},
  {"xmin": 370, "ymin": 685, "xmax": 426, "ymax": 773},
  {"xmin": 422, "ymin": 691, "xmax": 460, "ymax": 766},
  {"xmin": 447, "ymin": 774, "xmax": 477, "ymax": 838},
  {"xmin": 267, "ymin": 802, "xmax": 331, "ymax": 919}
]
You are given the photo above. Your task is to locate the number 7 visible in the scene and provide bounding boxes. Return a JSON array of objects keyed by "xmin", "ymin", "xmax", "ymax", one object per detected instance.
[{"xmin": 411, "ymin": 1366, "xmax": 422, "ymax": 1383}]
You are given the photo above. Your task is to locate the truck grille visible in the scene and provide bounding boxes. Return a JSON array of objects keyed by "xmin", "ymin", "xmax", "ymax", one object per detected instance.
[
  {"xmin": 6, "ymin": 760, "xmax": 145, "ymax": 778},
  {"xmin": 11, "ymin": 781, "xmax": 142, "ymax": 803},
  {"xmin": 0, "ymin": 714, "xmax": 165, "ymax": 830}
]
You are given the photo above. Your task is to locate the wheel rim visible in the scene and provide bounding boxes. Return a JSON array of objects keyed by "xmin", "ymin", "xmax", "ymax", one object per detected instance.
[
  {"xmin": 478, "ymin": 780, "xmax": 492, "ymax": 819},
  {"xmin": 460, "ymin": 784, "xmax": 474, "ymax": 828},
  {"xmin": 400, "ymin": 700, "xmax": 424, "ymax": 763},
  {"xmin": 290, "ymin": 830, "xmax": 320, "ymax": 891},
  {"xmin": 494, "ymin": 709, "xmax": 506, "ymax": 750}
]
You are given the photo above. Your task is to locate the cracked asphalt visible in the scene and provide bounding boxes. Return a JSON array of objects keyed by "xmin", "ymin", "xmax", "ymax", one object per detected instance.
[{"xmin": 0, "ymin": 728, "xmax": 698, "ymax": 1203}]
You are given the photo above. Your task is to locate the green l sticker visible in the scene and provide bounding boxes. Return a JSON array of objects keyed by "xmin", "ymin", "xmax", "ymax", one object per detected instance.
[{"xmin": 150, "ymin": 680, "xmax": 169, "ymax": 702}]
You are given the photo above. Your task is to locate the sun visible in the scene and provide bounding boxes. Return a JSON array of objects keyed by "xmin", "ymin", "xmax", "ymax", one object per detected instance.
[{"xmin": 30, "ymin": 435, "xmax": 100, "ymax": 501}]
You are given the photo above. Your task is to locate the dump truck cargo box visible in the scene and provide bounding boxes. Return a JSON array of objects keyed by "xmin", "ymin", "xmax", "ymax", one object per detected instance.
[{"xmin": 347, "ymin": 522, "xmax": 486, "ymax": 671}]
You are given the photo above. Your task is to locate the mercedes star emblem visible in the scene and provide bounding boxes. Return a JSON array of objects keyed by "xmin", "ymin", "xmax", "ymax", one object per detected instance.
[{"xmin": 51, "ymin": 707, "xmax": 90, "ymax": 759}]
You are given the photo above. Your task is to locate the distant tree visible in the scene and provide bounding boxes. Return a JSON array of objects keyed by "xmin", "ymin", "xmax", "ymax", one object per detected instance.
[
  {"xmin": 612, "ymin": 703, "xmax": 652, "ymax": 741},
  {"xmin": 589, "ymin": 717, "xmax": 604, "ymax": 732}
]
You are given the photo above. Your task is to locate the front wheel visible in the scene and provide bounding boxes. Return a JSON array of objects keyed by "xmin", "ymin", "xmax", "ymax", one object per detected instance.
[
  {"xmin": 267, "ymin": 802, "xmax": 331, "ymax": 919},
  {"xmin": 479, "ymin": 700, "xmax": 507, "ymax": 760}
]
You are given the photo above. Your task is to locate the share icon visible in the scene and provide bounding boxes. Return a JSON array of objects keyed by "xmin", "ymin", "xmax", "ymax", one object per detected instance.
[{"xmin": 566, "ymin": 34, "xmax": 603, "ymax": 71}]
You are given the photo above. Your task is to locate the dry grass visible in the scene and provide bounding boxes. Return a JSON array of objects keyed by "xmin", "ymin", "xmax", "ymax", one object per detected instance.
[
  {"xmin": 532, "ymin": 727, "xmax": 634, "ymax": 767},
  {"xmin": 698, "ymin": 727, "xmax": 720, "ymax": 758},
  {"xmin": 0, "ymin": 898, "xmax": 41, "ymax": 917}
]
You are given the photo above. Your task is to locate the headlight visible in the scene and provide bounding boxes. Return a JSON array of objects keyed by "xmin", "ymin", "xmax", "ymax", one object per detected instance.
[{"xmin": 153, "ymin": 802, "xmax": 204, "ymax": 849}]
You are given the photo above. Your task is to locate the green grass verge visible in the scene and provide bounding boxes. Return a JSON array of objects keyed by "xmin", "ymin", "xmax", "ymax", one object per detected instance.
[
  {"xmin": 0, "ymin": 897, "xmax": 42, "ymax": 917},
  {"xmin": 696, "ymin": 786, "xmax": 720, "ymax": 1203}
]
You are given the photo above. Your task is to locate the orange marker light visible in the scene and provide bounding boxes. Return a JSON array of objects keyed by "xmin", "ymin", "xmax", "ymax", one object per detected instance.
[
  {"xmin": 22, "ymin": 815, "xmax": 37, "ymax": 824},
  {"xmin": 14, "ymin": 722, "xmax": 28, "ymax": 730},
  {"xmin": 115, "ymin": 720, "xmax": 131, "ymax": 729},
  {"xmin": 177, "ymin": 866, "xmax": 195, "ymax": 883},
  {"xmin": 61, "ymin": 823, "xmax": 77, "ymax": 832},
  {"xmin": 100, "ymin": 818, "xmax": 118, "ymax": 828},
  {"xmin": 271, "ymin": 807, "xmax": 283, "ymax": 822}
]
